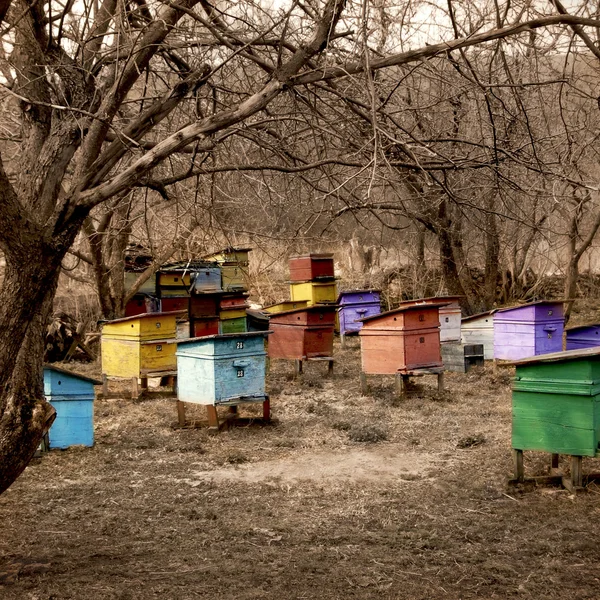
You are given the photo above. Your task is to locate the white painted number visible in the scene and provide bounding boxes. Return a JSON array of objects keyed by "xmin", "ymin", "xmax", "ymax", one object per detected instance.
[
  {"xmin": 156, "ymin": 345, "xmax": 162, "ymax": 351},
  {"xmin": 237, "ymin": 370, "xmax": 244, "ymax": 378},
  {"xmin": 236, "ymin": 341, "xmax": 244, "ymax": 349}
]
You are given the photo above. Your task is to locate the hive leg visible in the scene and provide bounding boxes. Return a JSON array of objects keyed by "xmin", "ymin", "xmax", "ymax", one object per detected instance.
[
  {"xmin": 176, "ymin": 401, "xmax": 187, "ymax": 427},
  {"xmin": 294, "ymin": 359, "xmax": 303, "ymax": 376},
  {"xmin": 551, "ymin": 453, "xmax": 559, "ymax": 470},
  {"xmin": 340, "ymin": 334, "xmax": 345, "ymax": 349},
  {"xmin": 513, "ymin": 449, "xmax": 524, "ymax": 483},
  {"xmin": 131, "ymin": 377, "xmax": 139, "ymax": 399},
  {"xmin": 571, "ymin": 455, "xmax": 583, "ymax": 488},
  {"xmin": 437, "ymin": 372, "xmax": 445, "ymax": 393},
  {"xmin": 359, "ymin": 372, "xmax": 368, "ymax": 395},
  {"xmin": 327, "ymin": 360, "xmax": 334, "ymax": 376},
  {"xmin": 206, "ymin": 406, "xmax": 220, "ymax": 432},
  {"xmin": 262, "ymin": 397, "xmax": 271, "ymax": 422},
  {"xmin": 102, "ymin": 374, "xmax": 109, "ymax": 398},
  {"xmin": 395, "ymin": 373, "xmax": 405, "ymax": 398}
]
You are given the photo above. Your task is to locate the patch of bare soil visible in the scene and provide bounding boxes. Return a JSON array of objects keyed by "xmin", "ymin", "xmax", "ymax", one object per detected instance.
[{"xmin": 1, "ymin": 339, "xmax": 600, "ymax": 599}]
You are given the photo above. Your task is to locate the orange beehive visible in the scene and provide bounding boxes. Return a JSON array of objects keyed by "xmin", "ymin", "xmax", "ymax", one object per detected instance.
[{"xmin": 359, "ymin": 305, "xmax": 443, "ymax": 374}]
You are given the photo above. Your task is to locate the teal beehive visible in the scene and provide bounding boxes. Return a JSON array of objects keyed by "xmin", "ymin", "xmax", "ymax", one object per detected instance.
[
  {"xmin": 176, "ymin": 332, "xmax": 269, "ymax": 405},
  {"xmin": 43, "ymin": 366, "xmax": 100, "ymax": 449}
]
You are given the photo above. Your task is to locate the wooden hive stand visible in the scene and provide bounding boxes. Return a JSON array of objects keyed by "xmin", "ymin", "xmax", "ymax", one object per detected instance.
[
  {"xmin": 360, "ymin": 367, "xmax": 444, "ymax": 398},
  {"xmin": 293, "ymin": 356, "xmax": 335, "ymax": 377},
  {"xmin": 101, "ymin": 370, "xmax": 177, "ymax": 400},
  {"xmin": 175, "ymin": 395, "xmax": 271, "ymax": 434}
]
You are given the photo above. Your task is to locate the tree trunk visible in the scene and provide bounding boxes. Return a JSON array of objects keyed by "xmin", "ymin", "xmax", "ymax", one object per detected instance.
[{"xmin": 0, "ymin": 250, "xmax": 65, "ymax": 493}]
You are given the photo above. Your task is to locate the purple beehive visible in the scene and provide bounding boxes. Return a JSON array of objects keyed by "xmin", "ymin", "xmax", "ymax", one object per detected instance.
[
  {"xmin": 566, "ymin": 323, "xmax": 600, "ymax": 351},
  {"xmin": 337, "ymin": 290, "xmax": 381, "ymax": 336},
  {"xmin": 493, "ymin": 301, "xmax": 564, "ymax": 361}
]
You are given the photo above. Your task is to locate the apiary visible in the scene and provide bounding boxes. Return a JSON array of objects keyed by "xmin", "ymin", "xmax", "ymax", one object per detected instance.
[
  {"xmin": 566, "ymin": 323, "xmax": 600, "ymax": 351},
  {"xmin": 289, "ymin": 254, "xmax": 335, "ymax": 281},
  {"xmin": 101, "ymin": 312, "xmax": 178, "ymax": 379},
  {"xmin": 337, "ymin": 290, "xmax": 381, "ymax": 337},
  {"xmin": 461, "ymin": 310, "xmax": 496, "ymax": 360},
  {"xmin": 43, "ymin": 366, "xmax": 100, "ymax": 449},
  {"xmin": 494, "ymin": 301, "xmax": 564, "ymax": 361}
]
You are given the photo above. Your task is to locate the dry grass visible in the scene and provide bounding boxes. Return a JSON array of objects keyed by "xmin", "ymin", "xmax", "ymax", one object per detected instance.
[{"xmin": 1, "ymin": 339, "xmax": 600, "ymax": 599}]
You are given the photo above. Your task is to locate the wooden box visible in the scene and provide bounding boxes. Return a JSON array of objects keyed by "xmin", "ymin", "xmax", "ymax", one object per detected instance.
[
  {"xmin": 461, "ymin": 310, "xmax": 496, "ymax": 360},
  {"xmin": 289, "ymin": 254, "xmax": 334, "ymax": 281},
  {"xmin": 220, "ymin": 293, "xmax": 249, "ymax": 310},
  {"xmin": 268, "ymin": 305, "xmax": 337, "ymax": 327},
  {"xmin": 337, "ymin": 290, "xmax": 381, "ymax": 336},
  {"xmin": 160, "ymin": 296, "xmax": 189, "ymax": 313},
  {"xmin": 397, "ymin": 296, "xmax": 462, "ymax": 343},
  {"xmin": 189, "ymin": 294, "xmax": 220, "ymax": 319},
  {"xmin": 246, "ymin": 309, "xmax": 270, "ymax": 332},
  {"xmin": 176, "ymin": 332, "xmax": 268, "ymax": 405},
  {"xmin": 441, "ymin": 342, "xmax": 484, "ymax": 373},
  {"xmin": 359, "ymin": 305, "xmax": 442, "ymax": 374},
  {"xmin": 566, "ymin": 323, "xmax": 600, "ymax": 351},
  {"xmin": 494, "ymin": 301, "xmax": 564, "ymax": 361},
  {"xmin": 191, "ymin": 317, "xmax": 220, "ymax": 338},
  {"xmin": 290, "ymin": 280, "xmax": 337, "ymax": 306},
  {"xmin": 220, "ymin": 263, "xmax": 248, "ymax": 292},
  {"xmin": 43, "ymin": 366, "xmax": 99, "ymax": 449},
  {"xmin": 101, "ymin": 313, "xmax": 178, "ymax": 378},
  {"xmin": 189, "ymin": 265, "xmax": 223, "ymax": 294},
  {"xmin": 263, "ymin": 300, "xmax": 310, "ymax": 314},
  {"xmin": 157, "ymin": 271, "xmax": 192, "ymax": 288},
  {"xmin": 268, "ymin": 324, "xmax": 334, "ymax": 360},
  {"xmin": 512, "ymin": 348, "xmax": 600, "ymax": 456},
  {"xmin": 220, "ymin": 316, "xmax": 247, "ymax": 334},
  {"xmin": 125, "ymin": 294, "xmax": 160, "ymax": 317}
]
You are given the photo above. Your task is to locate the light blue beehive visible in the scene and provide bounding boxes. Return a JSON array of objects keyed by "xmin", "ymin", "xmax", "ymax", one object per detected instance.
[
  {"xmin": 176, "ymin": 332, "xmax": 269, "ymax": 405},
  {"xmin": 43, "ymin": 366, "xmax": 100, "ymax": 449}
]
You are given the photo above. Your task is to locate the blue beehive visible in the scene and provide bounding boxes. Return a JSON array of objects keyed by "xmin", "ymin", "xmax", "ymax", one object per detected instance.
[
  {"xmin": 337, "ymin": 290, "xmax": 381, "ymax": 336},
  {"xmin": 176, "ymin": 332, "xmax": 269, "ymax": 405},
  {"xmin": 566, "ymin": 323, "xmax": 600, "ymax": 351},
  {"xmin": 43, "ymin": 366, "xmax": 100, "ymax": 449}
]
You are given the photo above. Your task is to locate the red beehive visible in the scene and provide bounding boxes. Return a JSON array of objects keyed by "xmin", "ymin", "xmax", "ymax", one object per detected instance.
[
  {"xmin": 268, "ymin": 305, "xmax": 336, "ymax": 360},
  {"xmin": 160, "ymin": 296, "xmax": 189, "ymax": 313},
  {"xmin": 189, "ymin": 294, "xmax": 220, "ymax": 319},
  {"xmin": 191, "ymin": 317, "xmax": 220, "ymax": 338},
  {"xmin": 219, "ymin": 293, "xmax": 249, "ymax": 310},
  {"xmin": 359, "ymin": 305, "xmax": 443, "ymax": 374},
  {"xmin": 289, "ymin": 254, "xmax": 335, "ymax": 282}
]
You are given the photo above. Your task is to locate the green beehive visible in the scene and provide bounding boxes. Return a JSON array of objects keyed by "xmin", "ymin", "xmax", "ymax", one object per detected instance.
[{"xmin": 512, "ymin": 348, "xmax": 600, "ymax": 457}]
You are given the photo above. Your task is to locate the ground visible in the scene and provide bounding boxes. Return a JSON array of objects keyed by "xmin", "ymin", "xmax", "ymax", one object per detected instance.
[{"xmin": 2, "ymin": 340, "xmax": 600, "ymax": 599}]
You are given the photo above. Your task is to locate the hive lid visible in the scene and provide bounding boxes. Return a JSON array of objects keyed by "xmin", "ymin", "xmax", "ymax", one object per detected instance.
[
  {"xmin": 398, "ymin": 295, "xmax": 463, "ymax": 305},
  {"xmin": 358, "ymin": 303, "xmax": 448, "ymax": 323},
  {"xmin": 461, "ymin": 309, "xmax": 497, "ymax": 323},
  {"xmin": 565, "ymin": 322, "xmax": 600, "ymax": 333},
  {"xmin": 267, "ymin": 304, "xmax": 339, "ymax": 318},
  {"xmin": 176, "ymin": 331, "xmax": 272, "ymax": 345},
  {"xmin": 289, "ymin": 253, "xmax": 333, "ymax": 260},
  {"xmin": 99, "ymin": 310, "xmax": 186, "ymax": 325},
  {"xmin": 510, "ymin": 346, "xmax": 600, "ymax": 366},
  {"xmin": 496, "ymin": 300, "xmax": 564, "ymax": 313},
  {"xmin": 159, "ymin": 261, "xmax": 217, "ymax": 272},
  {"xmin": 43, "ymin": 365, "xmax": 102, "ymax": 386},
  {"xmin": 336, "ymin": 289, "xmax": 381, "ymax": 301}
]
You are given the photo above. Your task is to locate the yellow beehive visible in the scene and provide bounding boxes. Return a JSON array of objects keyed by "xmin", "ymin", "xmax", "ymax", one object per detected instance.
[
  {"xmin": 101, "ymin": 313, "xmax": 178, "ymax": 378},
  {"xmin": 157, "ymin": 272, "xmax": 192, "ymax": 288},
  {"xmin": 290, "ymin": 281, "xmax": 337, "ymax": 306},
  {"xmin": 219, "ymin": 307, "xmax": 248, "ymax": 320},
  {"xmin": 220, "ymin": 263, "xmax": 248, "ymax": 292}
]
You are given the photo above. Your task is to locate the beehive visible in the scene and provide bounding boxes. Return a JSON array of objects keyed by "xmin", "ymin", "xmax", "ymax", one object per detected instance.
[
  {"xmin": 337, "ymin": 290, "xmax": 381, "ymax": 336},
  {"xmin": 461, "ymin": 310, "xmax": 496, "ymax": 360},
  {"xmin": 441, "ymin": 343, "xmax": 484, "ymax": 373},
  {"xmin": 124, "ymin": 271, "xmax": 156, "ymax": 295},
  {"xmin": 566, "ymin": 323, "xmax": 600, "ymax": 351},
  {"xmin": 512, "ymin": 347, "xmax": 600, "ymax": 456},
  {"xmin": 289, "ymin": 254, "xmax": 334, "ymax": 281},
  {"xmin": 359, "ymin": 305, "xmax": 443, "ymax": 374},
  {"xmin": 204, "ymin": 247, "xmax": 251, "ymax": 266},
  {"xmin": 203, "ymin": 247, "xmax": 251, "ymax": 292},
  {"xmin": 268, "ymin": 305, "xmax": 336, "ymax": 360},
  {"xmin": 290, "ymin": 280, "xmax": 337, "ymax": 306},
  {"xmin": 397, "ymin": 296, "xmax": 462, "ymax": 343},
  {"xmin": 494, "ymin": 301, "xmax": 564, "ymax": 361},
  {"xmin": 101, "ymin": 312, "xmax": 178, "ymax": 378},
  {"xmin": 176, "ymin": 332, "xmax": 268, "ymax": 405},
  {"xmin": 43, "ymin": 366, "xmax": 99, "ymax": 449},
  {"xmin": 191, "ymin": 317, "xmax": 220, "ymax": 338},
  {"xmin": 125, "ymin": 294, "xmax": 159, "ymax": 317}
]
